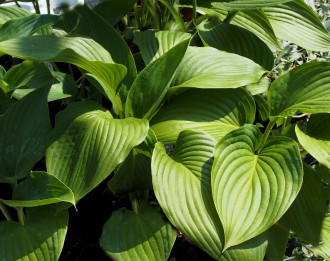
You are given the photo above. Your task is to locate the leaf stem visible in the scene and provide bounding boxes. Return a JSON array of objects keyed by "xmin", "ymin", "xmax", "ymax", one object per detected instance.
[
  {"xmin": 0, "ymin": 202, "xmax": 13, "ymax": 221},
  {"xmin": 129, "ymin": 193, "xmax": 139, "ymax": 214},
  {"xmin": 17, "ymin": 207, "xmax": 25, "ymax": 225},
  {"xmin": 223, "ymin": 11, "xmax": 237, "ymax": 24},
  {"xmin": 258, "ymin": 118, "xmax": 276, "ymax": 152},
  {"xmin": 192, "ymin": 0, "xmax": 197, "ymax": 25},
  {"xmin": 159, "ymin": 0, "xmax": 186, "ymax": 32}
]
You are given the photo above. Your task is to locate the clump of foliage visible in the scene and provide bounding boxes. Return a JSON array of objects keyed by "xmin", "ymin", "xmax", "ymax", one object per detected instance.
[{"xmin": 0, "ymin": 0, "xmax": 329, "ymax": 260}]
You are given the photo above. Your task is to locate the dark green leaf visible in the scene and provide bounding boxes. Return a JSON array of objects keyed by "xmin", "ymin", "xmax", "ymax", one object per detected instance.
[{"xmin": 264, "ymin": 223, "xmax": 289, "ymax": 261}]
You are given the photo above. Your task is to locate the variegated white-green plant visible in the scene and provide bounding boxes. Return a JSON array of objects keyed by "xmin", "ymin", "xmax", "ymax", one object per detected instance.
[{"xmin": 0, "ymin": 0, "xmax": 329, "ymax": 260}]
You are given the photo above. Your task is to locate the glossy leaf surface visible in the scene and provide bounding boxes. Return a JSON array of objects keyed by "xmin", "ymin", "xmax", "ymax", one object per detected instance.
[
  {"xmin": 100, "ymin": 204, "xmax": 176, "ymax": 261},
  {"xmin": 151, "ymin": 88, "xmax": 256, "ymax": 143},
  {"xmin": 0, "ymin": 206, "xmax": 68, "ymax": 261},
  {"xmin": 212, "ymin": 124, "xmax": 303, "ymax": 249},
  {"xmin": 46, "ymin": 101, "xmax": 149, "ymax": 202},
  {"xmin": 268, "ymin": 62, "xmax": 330, "ymax": 117}
]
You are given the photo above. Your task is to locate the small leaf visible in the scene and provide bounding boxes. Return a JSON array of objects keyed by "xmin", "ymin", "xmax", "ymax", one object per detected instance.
[
  {"xmin": 0, "ymin": 206, "xmax": 68, "ymax": 261},
  {"xmin": 151, "ymin": 88, "xmax": 256, "ymax": 143},
  {"xmin": 212, "ymin": 124, "xmax": 303, "ymax": 249},
  {"xmin": 46, "ymin": 101, "xmax": 149, "ymax": 202},
  {"xmin": 296, "ymin": 114, "xmax": 330, "ymax": 169},
  {"xmin": 268, "ymin": 62, "xmax": 330, "ymax": 117},
  {"xmin": 171, "ymin": 46, "xmax": 267, "ymax": 89},
  {"xmin": 100, "ymin": 204, "xmax": 176, "ymax": 261},
  {"xmin": 0, "ymin": 86, "xmax": 51, "ymax": 183},
  {"xmin": 152, "ymin": 131, "xmax": 224, "ymax": 259},
  {"xmin": 1, "ymin": 171, "xmax": 75, "ymax": 208},
  {"xmin": 212, "ymin": 0, "xmax": 291, "ymax": 11},
  {"xmin": 125, "ymin": 39, "xmax": 189, "ymax": 119},
  {"xmin": 134, "ymin": 30, "xmax": 191, "ymax": 65}
]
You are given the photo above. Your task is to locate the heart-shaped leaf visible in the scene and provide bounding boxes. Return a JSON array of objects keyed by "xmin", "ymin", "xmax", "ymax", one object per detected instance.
[
  {"xmin": 268, "ymin": 62, "xmax": 330, "ymax": 117},
  {"xmin": 151, "ymin": 88, "xmax": 256, "ymax": 143},
  {"xmin": 46, "ymin": 101, "xmax": 149, "ymax": 202},
  {"xmin": 0, "ymin": 171, "xmax": 75, "ymax": 208},
  {"xmin": 296, "ymin": 114, "xmax": 330, "ymax": 170},
  {"xmin": 212, "ymin": 0, "xmax": 291, "ymax": 11},
  {"xmin": 0, "ymin": 206, "xmax": 68, "ymax": 261},
  {"xmin": 171, "ymin": 46, "xmax": 267, "ymax": 89},
  {"xmin": 0, "ymin": 86, "xmax": 52, "ymax": 183},
  {"xmin": 212, "ymin": 124, "xmax": 303, "ymax": 249},
  {"xmin": 152, "ymin": 131, "xmax": 224, "ymax": 259},
  {"xmin": 134, "ymin": 30, "xmax": 191, "ymax": 65},
  {"xmin": 264, "ymin": 0, "xmax": 330, "ymax": 52},
  {"xmin": 100, "ymin": 204, "xmax": 176, "ymax": 261}
]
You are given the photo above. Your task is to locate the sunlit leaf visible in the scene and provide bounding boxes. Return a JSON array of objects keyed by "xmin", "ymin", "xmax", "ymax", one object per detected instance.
[
  {"xmin": 151, "ymin": 88, "xmax": 255, "ymax": 143},
  {"xmin": 308, "ymin": 216, "xmax": 330, "ymax": 260},
  {"xmin": 152, "ymin": 131, "xmax": 224, "ymax": 259},
  {"xmin": 212, "ymin": 0, "xmax": 291, "ymax": 11},
  {"xmin": 212, "ymin": 124, "xmax": 303, "ymax": 249},
  {"xmin": 269, "ymin": 62, "xmax": 330, "ymax": 117},
  {"xmin": 100, "ymin": 204, "xmax": 176, "ymax": 261},
  {"xmin": 0, "ymin": 6, "xmax": 31, "ymax": 25}
]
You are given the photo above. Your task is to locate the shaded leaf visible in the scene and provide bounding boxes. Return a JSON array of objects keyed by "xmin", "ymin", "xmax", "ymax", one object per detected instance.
[
  {"xmin": 100, "ymin": 204, "xmax": 176, "ymax": 261},
  {"xmin": 212, "ymin": 124, "xmax": 303, "ymax": 249},
  {"xmin": 212, "ymin": 0, "xmax": 291, "ymax": 11},
  {"xmin": 264, "ymin": 223, "xmax": 290, "ymax": 261},
  {"xmin": 308, "ymin": 215, "xmax": 330, "ymax": 260}
]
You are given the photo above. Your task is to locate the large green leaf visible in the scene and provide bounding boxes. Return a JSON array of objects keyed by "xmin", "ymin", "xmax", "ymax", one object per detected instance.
[
  {"xmin": 152, "ymin": 131, "xmax": 224, "ymax": 259},
  {"xmin": 212, "ymin": 0, "xmax": 291, "ymax": 11},
  {"xmin": 264, "ymin": 223, "xmax": 290, "ymax": 261},
  {"xmin": 0, "ymin": 14, "xmax": 56, "ymax": 41},
  {"xmin": 134, "ymin": 30, "xmax": 191, "ymax": 65},
  {"xmin": 198, "ymin": 21, "xmax": 274, "ymax": 70},
  {"xmin": 125, "ymin": 39, "xmax": 189, "ymax": 119},
  {"xmin": 100, "ymin": 204, "xmax": 176, "ymax": 260},
  {"xmin": 0, "ymin": 86, "xmax": 51, "ymax": 183},
  {"xmin": 268, "ymin": 62, "xmax": 330, "ymax": 117},
  {"xmin": 151, "ymin": 88, "xmax": 256, "ymax": 143},
  {"xmin": 0, "ymin": 206, "xmax": 68, "ymax": 261},
  {"xmin": 0, "ymin": 171, "xmax": 75, "ymax": 208},
  {"xmin": 264, "ymin": 0, "xmax": 330, "ymax": 52},
  {"xmin": 212, "ymin": 124, "xmax": 303, "ymax": 249},
  {"xmin": 0, "ymin": 35, "xmax": 127, "ymax": 115},
  {"xmin": 308, "ymin": 215, "xmax": 330, "ymax": 260},
  {"xmin": 0, "ymin": 6, "xmax": 31, "ymax": 25},
  {"xmin": 280, "ymin": 164, "xmax": 328, "ymax": 245},
  {"xmin": 46, "ymin": 101, "xmax": 149, "ymax": 202},
  {"xmin": 171, "ymin": 46, "xmax": 267, "ymax": 89},
  {"xmin": 296, "ymin": 114, "xmax": 330, "ymax": 169}
]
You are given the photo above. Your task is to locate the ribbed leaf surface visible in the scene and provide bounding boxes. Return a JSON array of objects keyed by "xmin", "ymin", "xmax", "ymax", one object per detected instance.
[
  {"xmin": 100, "ymin": 204, "xmax": 176, "ymax": 261},
  {"xmin": 296, "ymin": 114, "xmax": 330, "ymax": 169},
  {"xmin": 0, "ymin": 171, "xmax": 75, "ymax": 208},
  {"xmin": 264, "ymin": 0, "xmax": 330, "ymax": 52},
  {"xmin": 198, "ymin": 21, "xmax": 274, "ymax": 70},
  {"xmin": 0, "ymin": 6, "xmax": 30, "ymax": 25},
  {"xmin": 0, "ymin": 206, "xmax": 68, "ymax": 261},
  {"xmin": 308, "ymin": 216, "xmax": 330, "ymax": 260},
  {"xmin": 151, "ymin": 88, "xmax": 255, "ymax": 143},
  {"xmin": 171, "ymin": 46, "xmax": 267, "ymax": 88},
  {"xmin": 212, "ymin": 0, "xmax": 291, "ymax": 11},
  {"xmin": 0, "ymin": 35, "xmax": 127, "ymax": 115},
  {"xmin": 134, "ymin": 30, "xmax": 191, "ymax": 65},
  {"xmin": 152, "ymin": 131, "xmax": 224, "ymax": 259},
  {"xmin": 0, "ymin": 86, "xmax": 51, "ymax": 183},
  {"xmin": 212, "ymin": 124, "xmax": 303, "ymax": 249},
  {"xmin": 268, "ymin": 62, "xmax": 330, "ymax": 117},
  {"xmin": 46, "ymin": 101, "xmax": 149, "ymax": 202}
]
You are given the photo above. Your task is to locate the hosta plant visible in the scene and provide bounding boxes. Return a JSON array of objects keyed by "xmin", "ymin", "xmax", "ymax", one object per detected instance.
[{"xmin": 0, "ymin": 0, "xmax": 329, "ymax": 260}]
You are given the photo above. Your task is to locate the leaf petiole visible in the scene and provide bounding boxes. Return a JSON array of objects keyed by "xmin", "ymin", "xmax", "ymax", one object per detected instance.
[
  {"xmin": 17, "ymin": 207, "xmax": 25, "ymax": 225},
  {"xmin": 258, "ymin": 118, "xmax": 276, "ymax": 153},
  {"xmin": 0, "ymin": 201, "xmax": 13, "ymax": 221}
]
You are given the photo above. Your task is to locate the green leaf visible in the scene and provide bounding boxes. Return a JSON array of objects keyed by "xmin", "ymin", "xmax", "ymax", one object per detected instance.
[
  {"xmin": 152, "ymin": 131, "xmax": 224, "ymax": 259},
  {"xmin": 0, "ymin": 206, "xmax": 68, "ymax": 261},
  {"xmin": 264, "ymin": 223, "xmax": 290, "ymax": 261},
  {"xmin": 198, "ymin": 21, "xmax": 274, "ymax": 70},
  {"xmin": 0, "ymin": 6, "xmax": 31, "ymax": 25},
  {"xmin": 100, "ymin": 204, "xmax": 176, "ymax": 261},
  {"xmin": 280, "ymin": 164, "xmax": 328, "ymax": 245},
  {"xmin": 212, "ymin": 0, "xmax": 291, "ymax": 11},
  {"xmin": 268, "ymin": 62, "xmax": 330, "ymax": 117},
  {"xmin": 1, "ymin": 171, "xmax": 75, "ymax": 208},
  {"xmin": 151, "ymin": 88, "xmax": 256, "ymax": 143},
  {"xmin": 254, "ymin": 94, "xmax": 270, "ymax": 122},
  {"xmin": 0, "ymin": 86, "xmax": 52, "ymax": 183},
  {"xmin": 308, "ymin": 215, "xmax": 330, "ymax": 260},
  {"xmin": 296, "ymin": 114, "xmax": 330, "ymax": 170},
  {"xmin": 264, "ymin": 0, "xmax": 330, "ymax": 52},
  {"xmin": 171, "ymin": 46, "xmax": 267, "ymax": 88},
  {"xmin": 93, "ymin": 0, "xmax": 137, "ymax": 26},
  {"xmin": 0, "ymin": 14, "xmax": 56, "ymax": 41},
  {"xmin": 125, "ymin": 39, "xmax": 189, "ymax": 119},
  {"xmin": 134, "ymin": 30, "xmax": 191, "ymax": 65},
  {"xmin": 245, "ymin": 76, "xmax": 270, "ymax": 95},
  {"xmin": 46, "ymin": 101, "xmax": 149, "ymax": 202},
  {"xmin": 0, "ymin": 35, "xmax": 127, "ymax": 116},
  {"xmin": 212, "ymin": 124, "xmax": 303, "ymax": 249}
]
